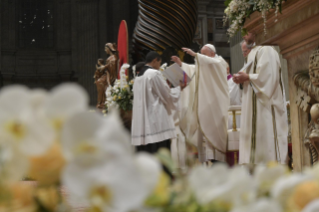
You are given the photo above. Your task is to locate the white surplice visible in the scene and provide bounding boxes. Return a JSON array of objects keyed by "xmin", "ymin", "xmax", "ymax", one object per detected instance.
[
  {"xmin": 179, "ymin": 54, "xmax": 229, "ymax": 162},
  {"xmin": 239, "ymin": 46, "xmax": 288, "ymax": 165},
  {"xmin": 131, "ymin": 68, "xmax": 181, "ymax": 146}
]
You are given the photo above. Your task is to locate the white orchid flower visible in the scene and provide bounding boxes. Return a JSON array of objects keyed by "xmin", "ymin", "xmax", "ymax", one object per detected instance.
[
  {"xmin": 189, "ymin": 164, "xmax": 255, "ymax": 207},
  {"xmin": 44, "ymin": 83, "xmax": 89, "ymax": 132},
  {"xmin": 0, "ymin": 85, "xmax": 54, "ymax": 156},
  {"xmin": 302, "ymin": 199, "xmax": 319, "ymax": 212},
  {"xmin": 63, "ymin": 153, "xmax": 160, "ymax": 212},
  {"xmin": 271, "ymin": 174, "xmax": 313, "ymax": 206},
  {"xmin": 188, "ymin": 164, "xmax": 229, "ymax": 204},
  {"xmin": 62, "ymin": 110, "xmax": 160, "ymax": 212},
  {"xmin": 230, "ymin": 198, "xmax": 282, "ymax": 212},
  {"xmin": 254, "ymin": 164, "xmax": 288, "ymax": 196},
  {"xmin": 30, "ymin": 88, "xmax": 48, "ymax": 112},
  {"xmin": 61, "ymin": 110, "xmax": 132, "ymax": 164}
]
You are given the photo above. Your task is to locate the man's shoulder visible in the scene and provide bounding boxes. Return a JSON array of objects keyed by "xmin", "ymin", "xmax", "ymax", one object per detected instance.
[
  {"xmin": 257, "ymin": 45, "xmax": 277, "ymax": 54},
  {"xmin": 144, "ymin": 68, "xmax": 160, "ymax": 77}
]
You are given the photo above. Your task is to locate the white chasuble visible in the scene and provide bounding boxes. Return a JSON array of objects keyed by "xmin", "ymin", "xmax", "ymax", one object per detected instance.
[
  {"xmin": 239, "ymin": 46, "xmax": 288, "ymax": 165},
  {"xmin": 131, "ymin": 68, "xmax": 181, "ymax": 146},
  {"xmin": 179, "ymin": 54, "xmax": 229, "ymax": 162}
]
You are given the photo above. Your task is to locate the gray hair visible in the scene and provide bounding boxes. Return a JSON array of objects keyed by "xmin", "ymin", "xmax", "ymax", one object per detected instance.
[
  {"xmin": 240, "ymin": 40, "xmax": 253, "ymax": 49},
  {"xmin": 204, "ymin": 44, "xmax": 216, "ymax": 53}
]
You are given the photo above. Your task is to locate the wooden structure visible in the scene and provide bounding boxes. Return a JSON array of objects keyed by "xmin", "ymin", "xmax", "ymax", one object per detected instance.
[{"xmin": 132, "ymin": 0, "xmax": 198, "ymax": 61}]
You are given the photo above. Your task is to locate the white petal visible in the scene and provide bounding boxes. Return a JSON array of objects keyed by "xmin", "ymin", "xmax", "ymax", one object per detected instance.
[
  {"xmin": 302, "ymin": 199, "xmax": 319, "ymax": 212},
  {"xmin": 63, "ymin": 157, "xmax": 151, "ymax": 212},
  {"xmin": 135, "ymin": 153, "xmax": 161, "ymax": 193},
  {"xmin": 271, "ymin": 174, "xmax": 313, "ymax": 205},
  {"xmin": 30, "ymin": 88, "xmax": 48, "ymax": 111},
  {"xmin": 188, "ymin": 164, "xmax": 229, "ymax": 204},
  {"xmin": 97, "ymin": 110, "xmax": 133, "ymax": 155},
  {"xmin": 20, "ymin": 117, "xmax": 55, "ymax": 156},
  {"xmin": 0, "ymin": 85, "xmax": 31, "ymax": 121},
  {"xmin": 0, "ymin": 144, "xmax": 29, "ymax": 181},
  {"xmin": 45, "ymin": 83, "xmax": 89, "ymax": 119}
]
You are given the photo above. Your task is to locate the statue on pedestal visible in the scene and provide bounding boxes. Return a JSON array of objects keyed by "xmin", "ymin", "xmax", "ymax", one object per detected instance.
[{"xmin": 94, "ymin": 43, "xmax": 119, "ymax": 109}]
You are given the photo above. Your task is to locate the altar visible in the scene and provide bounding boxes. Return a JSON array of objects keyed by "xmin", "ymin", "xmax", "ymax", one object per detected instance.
[{"xmin": 243, "ymin": 0, "xmax": 319, "ymax": 171}]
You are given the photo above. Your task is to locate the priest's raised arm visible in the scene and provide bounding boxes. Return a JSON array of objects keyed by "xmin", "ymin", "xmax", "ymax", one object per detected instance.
[{"xmin": 171, "ymin": 45, "xmax": 229, "ymax": 163}]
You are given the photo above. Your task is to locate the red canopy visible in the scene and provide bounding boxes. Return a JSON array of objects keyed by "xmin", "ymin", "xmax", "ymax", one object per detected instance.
[{"xmin": 117, "ymin": 20, "xmax": 129, "ymax": 78}]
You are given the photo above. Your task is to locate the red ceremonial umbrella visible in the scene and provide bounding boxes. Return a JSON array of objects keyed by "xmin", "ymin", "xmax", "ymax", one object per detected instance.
[{"xmin": 117, "ymin": 20, "xmax": 129, "ymax": 78}]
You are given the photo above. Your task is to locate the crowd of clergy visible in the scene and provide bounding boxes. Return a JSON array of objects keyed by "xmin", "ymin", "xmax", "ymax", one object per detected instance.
[{"xmin": 130, "ymin": 32, "xmax": 288, "ymax": 172}]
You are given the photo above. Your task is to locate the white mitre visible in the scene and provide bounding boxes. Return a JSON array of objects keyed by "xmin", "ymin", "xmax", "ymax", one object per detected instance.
[{"xmin": 204, "ymin": 44, "xmax": 216, "ymax": 53}]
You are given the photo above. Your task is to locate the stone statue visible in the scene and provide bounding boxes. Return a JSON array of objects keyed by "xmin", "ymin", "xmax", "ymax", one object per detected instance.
[{"xmin": 94, "ymin": 43, "xmax": 119, "ymax": 109}]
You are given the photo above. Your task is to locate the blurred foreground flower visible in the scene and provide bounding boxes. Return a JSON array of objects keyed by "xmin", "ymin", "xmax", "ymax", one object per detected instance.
[
  {"xmin": 230, "ymin": 198, "xmax": 282, "ymax": 212},
  {"xmin": 188, "ymin": 164, "xmax": 255, "ymax": 209},
  {"xmin": 1, "ymin": 182, "xmax": 37, "ymax": 212},
  {"xmin": 0, "ymin": 85, "xmax": 55, "ymax": 156},
  {"xmin": 254, "ymin": 163, "xmax": 289, "ymax": 196},
  {"xmin": 62, "ymin": 111, "xmax": 161, "ymax": 212},
  {"xmin": 44, "ymin": 83, "xmax": 89, "ymax": 133},
  {"xmin": 287, "ymin": 181, "xmax": 319, "ymax": 211},
  {"xmin": 28, "ymin": 142, "xmax": 66, "ymax": 186}
]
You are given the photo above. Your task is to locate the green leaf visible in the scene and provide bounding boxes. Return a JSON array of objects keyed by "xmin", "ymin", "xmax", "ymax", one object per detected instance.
[
  {"xmin": 224, "ymin": 0, "xmax": 232, "ymax": 7},
  {"xmin": 241, "ymin": 28, "xmax": 248, "ymax": 36},
  {"xmin": 156, "ymin": 148, "xmax": 176, "ymax": 174}
]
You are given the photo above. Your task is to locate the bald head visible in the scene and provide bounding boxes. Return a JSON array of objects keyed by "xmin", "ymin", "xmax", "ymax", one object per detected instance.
[
  {"xmin": 200, "ymin": 46, "xmax": 216, "ymax": 57},
  {"xmin": 241, "ymin": 41, "xmax": 251, "ymax": 58}
]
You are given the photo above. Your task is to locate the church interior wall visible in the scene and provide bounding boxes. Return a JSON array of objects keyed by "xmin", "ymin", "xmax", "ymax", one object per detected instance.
[
  {"xmin": 0, "ymin": 0, "xmax": 139, "ymax": 106},
  {"xmin": 197, "ymin": 0, "xmax": 230, "ymax": 64}
]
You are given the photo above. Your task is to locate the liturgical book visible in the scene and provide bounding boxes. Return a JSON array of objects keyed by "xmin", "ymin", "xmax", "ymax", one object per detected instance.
[{"xmin": 162, "ymin": 63, "xmax": 192, "ymax": 87}]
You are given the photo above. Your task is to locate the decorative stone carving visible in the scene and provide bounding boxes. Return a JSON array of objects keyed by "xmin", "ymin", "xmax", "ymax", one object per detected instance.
[
  {"xmin": 309, "ymin": 47, "xmax": 319, "ymax": 87},
  {"xmin": 295, "ymin": 88, "xmax": 311, "ymax": 112},
  {"xmin": 304, "ymin": 120, "xmax": 318, "ymax": 165},
  {"xmin": 308, "ymin": 104, "xmax": 319, "ymax": 164}
]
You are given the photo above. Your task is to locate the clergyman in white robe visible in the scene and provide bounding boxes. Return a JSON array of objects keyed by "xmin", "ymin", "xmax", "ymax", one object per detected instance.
[
  {"xmin": 237, "ymin": 45, "xmax": 288, "ymax": 164},
  {"xmin": 131, "ymin": 67, "xmax": 181, "ymax": 147},
  {"xmin": 176, "ymin": 45, "xmax": 229, "ymax": 162}
]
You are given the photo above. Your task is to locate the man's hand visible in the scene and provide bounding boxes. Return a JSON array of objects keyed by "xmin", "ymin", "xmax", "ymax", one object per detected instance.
[
  {"xmin": 233, "ymin": 72, "xmax": 249, "ymax": 84},
  {"xmin": 171, "ymin": 56, "xmax": 182, "ymax": 67},
  {"xmin": 179, "ymin": 80, "xmax": 187, "ymax": 91},
  {"xmin": 182, "ymin": 47, "xmax": 196, "ymax": 57}
]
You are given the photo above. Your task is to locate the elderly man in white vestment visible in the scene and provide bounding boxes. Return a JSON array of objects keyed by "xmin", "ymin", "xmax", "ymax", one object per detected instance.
[
  {"xmin": 233, "ymin": 34, "xmax": 288, "ymax": 164},
  {"xmin": 171, "ymin": 44, "xmax": 229, "ymax": 163},
  {"xmin": 131, "ymin": 51, "xmax": 186, "ymax": 155}
]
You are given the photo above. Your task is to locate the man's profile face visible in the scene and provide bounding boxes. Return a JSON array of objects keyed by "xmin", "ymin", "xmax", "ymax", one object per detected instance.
[
  {"xmin": 200, "ymin": 46, "xmax": 215, "ymax": 57},
  {"xmin": 153, "ymin": 58, "xmax": 162, "ymax": 70},
  {"xmin": 243, "ymin": 32, "xmax": 255, "ymax": 45},
  {"xmin": 241, "ymin": 42, "xmax": 251, "ymax": 58}
]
